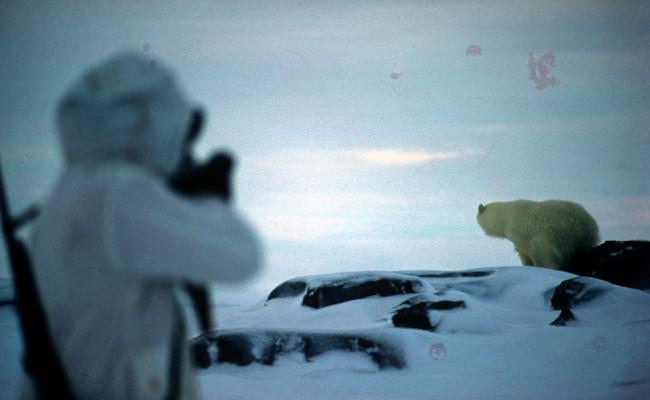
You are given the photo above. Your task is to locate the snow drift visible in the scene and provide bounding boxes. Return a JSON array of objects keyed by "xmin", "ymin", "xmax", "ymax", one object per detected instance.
[
  {"xmin": 2, "ymin": 265, "xmax": 649, "ymax": 399},
  {"xmin": 191, "ymin": 266, "xmax": 650, "ymax": 399}
]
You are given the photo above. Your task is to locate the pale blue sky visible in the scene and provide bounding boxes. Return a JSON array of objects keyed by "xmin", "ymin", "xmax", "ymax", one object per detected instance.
[{"xmin": 1, "ymin": 0, "xmax": 649, "ymax": 289}]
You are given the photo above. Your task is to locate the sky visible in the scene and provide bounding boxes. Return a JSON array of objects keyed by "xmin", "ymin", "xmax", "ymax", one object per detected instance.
[{"xmin": 0, "ymin": 0, "xmax": 649, "ymax": 290}]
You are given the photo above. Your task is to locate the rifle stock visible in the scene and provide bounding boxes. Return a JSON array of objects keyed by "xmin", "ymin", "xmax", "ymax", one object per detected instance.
[{"xmin": 0, "ymin": 158, "xmax": 75, "ymax": 400}]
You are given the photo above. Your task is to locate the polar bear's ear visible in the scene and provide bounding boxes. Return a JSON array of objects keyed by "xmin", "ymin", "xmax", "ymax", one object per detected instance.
[{"xmin": 478, "ymin": 204, "xmax": 486, "ymax": 214}]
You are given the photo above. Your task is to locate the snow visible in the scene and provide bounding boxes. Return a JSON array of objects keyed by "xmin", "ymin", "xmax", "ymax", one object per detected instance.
[
  {"xmin": 2, "ymin": 267, "xmax": 650, "ymax": 399},
  {"xmin": 197, "ymin": 324, "xmax": 649, "ymax": 400}
]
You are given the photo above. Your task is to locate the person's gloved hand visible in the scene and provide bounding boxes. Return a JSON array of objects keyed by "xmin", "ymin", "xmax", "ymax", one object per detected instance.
[{"xmin": 168, "ymin": 151, "xmax": 235, "ymax": 203}]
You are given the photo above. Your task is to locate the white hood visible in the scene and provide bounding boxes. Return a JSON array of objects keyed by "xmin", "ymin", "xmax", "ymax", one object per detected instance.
[{"xmin": 56, "ymin": 51, "xmax": 193, "ymax": 176}]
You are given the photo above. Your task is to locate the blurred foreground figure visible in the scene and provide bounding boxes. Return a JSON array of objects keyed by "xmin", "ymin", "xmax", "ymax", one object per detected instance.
[{"xmin": 27, "ymin": 52, "xmax": 262, "ymax": 399}]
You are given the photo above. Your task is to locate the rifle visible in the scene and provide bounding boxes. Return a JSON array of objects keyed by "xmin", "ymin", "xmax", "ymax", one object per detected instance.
[{"xmin": 0, "ymin": 156, "xmax": 75, "ymax": 399}]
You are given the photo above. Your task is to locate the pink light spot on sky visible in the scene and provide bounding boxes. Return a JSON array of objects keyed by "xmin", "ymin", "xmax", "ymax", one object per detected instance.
[
  {"xmin": 143, "ymin": 42, "xmax": 151, "ymax": 52},
  {"xmin": 528, "ymin": 52, "xmax": 560, "ymax": 90},
  {"xmin": 429, "ymin": 343, "xmax": 447, "ymax": 360},
  {"xmin": 466, "ymin": 44, "xmax": 481, "ymax": 56}
]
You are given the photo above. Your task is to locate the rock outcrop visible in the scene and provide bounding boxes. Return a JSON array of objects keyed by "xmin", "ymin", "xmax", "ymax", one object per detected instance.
[
  {"xmin": 190, "ymin": 329, "xmax": 405, "ymax": 370},
  {"xmin": 266, "ymin": 272, "xmax": 429, "ymax": 309},
  {"xmin": 567, "ymin": 240, "xmax": 650, "ymax": 290}
]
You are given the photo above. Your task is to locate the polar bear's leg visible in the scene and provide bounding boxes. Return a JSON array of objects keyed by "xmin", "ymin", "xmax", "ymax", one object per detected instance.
[
  {"xmin": 512, "ymin": 241, "xmax": 534, "ymax": 266},
  {"xmin": 517, "ymin": 251, "xmax": 535, "ymax": 266},
  {"xmin": 530, "ymin": 237, "xmax": 563, "ymax": 269}
]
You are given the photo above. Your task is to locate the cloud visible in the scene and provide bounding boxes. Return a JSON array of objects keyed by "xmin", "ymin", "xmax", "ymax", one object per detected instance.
[
  {"xmin": 164, "ymin": 0, "xmax": 642, "ymax": 63},
  {"xmin": 249, "ymin": 213, "xmax": 355, "ymax": 242},
  {"xmin": 245, "ymin": 190, "xmax": 433, "ymax": 242},
  {"xmin": 243, "ymin": 188, "xmax": 465, "ymax": 244},
  {"xmin": 471, "ymin": 124, "xmax": 511, "ymax": 134},
  {"xmin": 252, "ymin": 147, "xmax": 480, "ymax": 170},
  {"xmin": 351, "ymin": 149, "xmax": 477, "ymax": 166},
  {"xmin": 239, "ymin": 146, "xmax": 480, "ymax": 244},
  {"xmin": 589, "ymin": 195, "xmax": 650, "ymax": 227},
  {"xmin": 242, "ymin": 146, "xmax": 482, "ymax": 196}
]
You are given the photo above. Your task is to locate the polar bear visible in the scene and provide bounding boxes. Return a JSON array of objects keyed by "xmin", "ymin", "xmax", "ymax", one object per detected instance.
[{"xmin": 476, "ymin": 199, "xmax": 600, "ymax": 269}]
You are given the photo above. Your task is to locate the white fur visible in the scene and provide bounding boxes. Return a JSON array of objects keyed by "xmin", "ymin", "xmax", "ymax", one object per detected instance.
[{"xmin": 476, "ymin": 199, "xmax": 600, "ymax": 269}]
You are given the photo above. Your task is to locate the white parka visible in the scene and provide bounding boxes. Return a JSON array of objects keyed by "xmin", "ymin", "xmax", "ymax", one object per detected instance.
[{"xmin": 27, "ymin": 53, "xmax": 262, "ymax": 399}]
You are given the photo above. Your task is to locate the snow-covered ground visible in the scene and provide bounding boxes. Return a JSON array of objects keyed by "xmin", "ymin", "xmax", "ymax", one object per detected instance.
[{"xmin": 2, "ymin": 267, "xmax": 650, "ymax": 399}]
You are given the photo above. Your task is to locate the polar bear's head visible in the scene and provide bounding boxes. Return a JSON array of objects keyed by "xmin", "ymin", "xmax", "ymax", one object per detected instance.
[{"xmin": 476, "ymin": 202, "xmax": 506, "ymax": 238}]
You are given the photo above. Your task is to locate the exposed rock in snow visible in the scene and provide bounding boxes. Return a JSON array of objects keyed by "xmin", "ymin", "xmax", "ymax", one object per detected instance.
[
  {"xmin": 3, "ymin": 266, "xmax": 650, "ymax": 400},
  {"xmin": 401, "ymin": 270, "xmax": 494, "ymax": 279},
  {"xmin": 264, "ymin": 267, "xmax": 650, "ymax": 335},
  {"xmin": 207, "ymin": 266, "xmax": 650, "ymax": 376},
  {"xmin": 392, "ymin": 295, "xmax": 466, "ymax": 331},
  {"xmin": 190, "ymin": 329, "xmax": 405, "ymax": 370},
  {"xmin": 266, "ymin": 279, "xmax": 307, "ymax": 300},
  {"xmin": 550, "ymin": 308, "xmax": 576, "ymax": 326},
  {"xmin": 550, "ymin": 277, "xmax": 605, "ymax": 310},
  {"xmin": 267, "ymin": 272, "xmax": 429, "ymax": 308},
  {"xmin": 567, "ymin": 240, "xmax": 650, "ymax": 290}
]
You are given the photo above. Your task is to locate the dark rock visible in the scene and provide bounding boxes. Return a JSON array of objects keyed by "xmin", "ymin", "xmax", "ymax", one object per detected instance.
[
  {"xmin": 549, "ymin": 277, "xmax": 606, "ymax": 326},
  {"xmin": 392, "ymin": 307, "xmax": 439, "ymax": 330},
  {"xmin": 266, "ymin": 279, "xmax": 307, "ymax": 301},
  {"xmin": 391, "ymin": 295, "xmax": 466, "ymax": 331},
  {"xmin": 425, "ymin": 300, "xmax": 466, "ymax": 310},
  {"xmin": 398, "ymin": 295, "xmax": 466, "ymax": 310},
  {"xmin": 550, "ymin": 309, "xmax": 576, "ymax": 326},
  {"xmin": 302, "ymin": 335, "xmax": 400, "ymax": 368},
  {"xmin": 402, "ymin": 269, "xmax": 494, "ymax": 279},
  {"xmin": 550, "ymin": 278, "xmax": 604, "ymax": 310},
  {"xmin": 190, "ymin": 336, "xmax": 213, "ymax": 368},
  {"xmin": 303, "ymin": 277, "xmax": 424, "ymax": 309},
  {"xmin": 567, "ymin": 240, "xmax": 650, "ymax": 290},
  {"xmin": 267, "ymin": 273, "xmax": 428, "ymax": 309},
  {"xmin": 189, "ymin": 329, "xmax": 405, "ymax": 370},
  {"xmin": 215, "ymin": 333, "xmax": 258, "ymax": 366}
]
